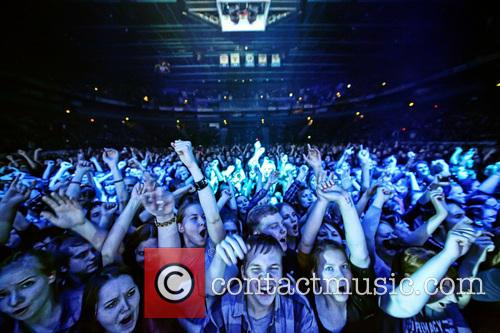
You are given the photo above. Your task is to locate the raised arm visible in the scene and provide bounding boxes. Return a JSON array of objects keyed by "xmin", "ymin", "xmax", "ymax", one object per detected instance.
[
  {"xmin": 172, "ymin": 140, "xmax": 225, "ymax": 244},
  {"xmin": 317, "ymin": 178, "xmax": 370, "ymax": 268},
  {"xmin": 102, "ymin": 148, "xmax": 129, "ymax": 206},
  {"xmin": 101, "ymin": 183, "xmax": 145, "ymax": 266},
  {"xmin": 206, "ymin": 234, "xmax": 247, "ymax": 296},
  {"xmin": 66, "ymin": 160, "xmax": 93, "ymax": 200},
  {"xmin": 41, "ymin": 193, "xmax": 107, "ymax": 251},
  {"xmin": 0, "ymin": 177, "xmax": 31, "ymax": 244},
  {"xmin": 357, "ymin": 145, "xmax": 371, "ymax": 192},
  {"xmin": 17, "ymin": 149, "xmax": 38, "ymax": 170},
  {"xmin": 362, "ymin": 185, "xmax": 391, "ymax": 255},
  {"xmin": 380, "ymin": 221, "xmax": 479, "ymax": 318},
  {"xmin": 402, "ymin": 189, "xmax": 448, "ymax": 246}
]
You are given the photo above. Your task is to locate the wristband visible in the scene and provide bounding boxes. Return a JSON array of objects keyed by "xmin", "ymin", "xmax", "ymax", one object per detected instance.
[
  {"xmin": 194, "ymin": 178, "xmax": 209, "ymax": 191},
  {"xmin": 113, "ymin": 178, "xmax": 124, "ymax": 184},
  {"xmin": 154, "ymin": 215, "xmax": 177, "ymax": 228}
]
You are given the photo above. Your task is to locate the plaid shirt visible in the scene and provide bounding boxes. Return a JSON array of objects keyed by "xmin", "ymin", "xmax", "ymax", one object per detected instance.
[
  {"xmin": 283, "ymin": 180, "xmax": 303, "ymax": 204},
  {"xmin": 204, "ymin": 285, "xmax": 318, "ymax": 333}
]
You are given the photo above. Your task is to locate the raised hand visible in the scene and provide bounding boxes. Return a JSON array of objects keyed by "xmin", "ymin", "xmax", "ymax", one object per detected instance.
[
  {"xmin": 41, "ymin": 193, "xmax": 85, "ymax": 229},
  {"xmin": 0, "ymin": 176, "xmax": 31, "ymax": 207},
  {"xmin": 130, "ymin": 182, "xmax": 146, "ymax": 202},
  {"xmin": 102, "ymin": 148, "xmax": 119, "ymax": 167},
  {"xmin": 466, "ymin": 234, "xmax": 495, "ymax": 264},
  {"xmin": 357, "ymin": 145, "xmax": 370, "ymax": 166},
  {"xmin": 429, "ymin": 187, "xmax": 447, "ymax": 216},
  {"xmin": 141, "ymin": 185, "xmax": 175, "ymax": 218},
  {"xmin": 344, "ymin": 146, "xmax": 355, "ymax": 156},
  {"xmin": 296, "ymin": 165, "xmax": 309, "ymax": 183},
  {"xmin": 171, "ymin": 140, "xmax": 197, "ymax": 169},
  {"xmin": 303, "ymin": 144, "xmax": 322, "ymax": 171},
  {"xmin": 215, "ymin": 234, "xmax": 247, "ymax": 266},
  {"xmin": 407, "ymin": 151, "xmax": 416, "ymax": 160},
  {"xmin": 75, "ymin": 160, "xmax": 93, "ymax": 174},
  {"xmin": 443, "ymin": 221, "xmax": 481, "ymax": 260},
  {"xmin": 60, "ymin": 161, "xmax": 73, "ymax": 170},
  {"xmin": 316, "ymin": 172, "xmax": 344, "ymax": 203},
  {"xmin": 101, "ymin": 202, "xmax": 118, "ymax": 218}
]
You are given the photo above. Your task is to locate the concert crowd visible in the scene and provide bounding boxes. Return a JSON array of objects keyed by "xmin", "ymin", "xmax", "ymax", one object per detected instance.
[{"xmin": 0, "ymin": 140, "xmax": 499, "ymax": 333}]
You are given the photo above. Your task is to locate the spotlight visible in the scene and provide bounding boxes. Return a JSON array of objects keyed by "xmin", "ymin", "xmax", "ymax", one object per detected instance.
[
  {"xmin": 307, "ymin": 135, "xmax": 311, "ymax": 139},
  {"xmin": 125, "ymin": 117, "xmax": 130, "ymax": 121},
  {"xmin": 244, "ymin": 45, "xmax": 248, "ymax": 51},
  {"xmin": 176, "ymin": 119, "xmax": 180, "ymax": 124},
  {"xmin": 143, "ymin": 96, "xmax": 149, "ymax": 102},
  {"xmin": 298, "ymin": 96, "xmax": 303, "ymax": 101},
  {"xmin": 336, "ymin": 92, "xmax": 341, "ymax": 98},
  {"xmin": 496, "ymin": 82, "xmax": 500, "ymax": 87},
  {"xmin": 381, "ymin": 82, "xmax": 387, "ymax": 86},
  {"xmin": 261, "ymin": 118, "xmax": 265, "ymax": 124},
  {"xmin": 347, "ymin": 83, "xmax": 351, "ymax": 89},
  {"xmin": 360, "ymin": 114, "xmax": 364, "ymax": 119},
  {"xmin": 223, "ymin": 119, "xmax": 228, "ymax": 125},
  {"xmin": 307, "ymin": 119, "xmax": 314, "ymax": 126},
  {"xmin": 90, "ymin": 118, "xmax": 95, "ymax": 123},
  {"xmin": 307, "ymin": 116, "xmax": 311, "ymax": 121},
  {"xmin": 355, "ymin": 112, "xmax": 360, "ymax": 116},
  {"xmin": 289, "ymin": 92, "xmax": 294, "ymax": 97},
  {"xmin": 260, "ymin": 95, "xmax": 264, "ymax": 99},
  {"xmin": 401, "ymin": 127, "xmax": 407, "ymax": 132},
  {"xmin": 408, "ymin": 102, "xmax": 415, "ymax": 107},
  {"xmin": 65, "ymin": 109, "xmax": 71, "ymax": 114},
  {"xmin": 94, "ymin": 87, "xmax": 99, "ymax": 92},
  {"xmin": 121, "ymin": 120, "xmax": 125, "ymax": 124},
  {"xmin": 224, "ymin": 95, "xmax": 228, "ymax": 100},
  {"xmin": 184, "ymin": 99, "xmax": 189, "ymax": 104},
  {"xmin": 433, "ymin": 104, "xmax": 439, "ymax": 109}
]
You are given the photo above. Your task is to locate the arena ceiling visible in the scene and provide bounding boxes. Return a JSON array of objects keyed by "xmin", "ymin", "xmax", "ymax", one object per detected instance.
[{"xmin": 1, "ymin": 0, "xmax": 499, "ymax": 115}]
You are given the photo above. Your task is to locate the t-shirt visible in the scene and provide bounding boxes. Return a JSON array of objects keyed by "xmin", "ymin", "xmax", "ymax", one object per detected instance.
[
  {"xmin": 250, "ymin": 312, "xmax": 274, "ymax": 333},
  {"xmin": 379, "ymin": 304, "xmax": 469, "ymax": 333}
]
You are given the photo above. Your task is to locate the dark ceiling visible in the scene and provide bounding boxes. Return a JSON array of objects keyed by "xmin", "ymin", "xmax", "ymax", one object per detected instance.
[
  {"xmin": 0, "ymin": 0, "xmax": 499, "ymax": 149},
  {"xmin": 2, "ymin": 0, "xmax": 499, "ymax": 87}
]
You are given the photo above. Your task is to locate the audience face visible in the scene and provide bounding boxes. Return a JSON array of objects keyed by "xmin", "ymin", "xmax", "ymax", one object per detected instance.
[
  {"xmin": 317, "ymin": 224, "xmax": 342, "ymax": 245},
  {"xmin": 375, "ymin": 222, "xmax": 399, "ymax": 258},
  {"xmin": 89, "ymin": 204, "xmax": 102, "ymax": 224},
  {"xmin": 236, "ymin": 195, "xmax": 250, "ymax": 214},
  {"xmin": 298, "ymin": 189, "xmax": 316, "ymax": 209},
  {"xmin": 448, "ymin": 184, "xmax": 466, "ymax": 204},
  {"xmin": 415, "ymin": 162, "xmax": 430, "ymax": 178},
  {"xmin": 175, "ymin": 166, "xmax": 190, "ymax": 181},
  {"xmin": 445, "ymin": 203, "xmax": 471, "ymax": 229},
  {"xmin": 243, "ymin": 247, "xmax": 283, "ymax": 309},
  {"xmin": 316, "ymin": 249, "xmax": 352, "ymax": 303},
  {"xmin": 178, "ymin": 203, "xmax": 207, "ymax": 248},
  {"xmin": 135, "ymin": 237, "xmax": 158, "ymax": 267},
  {"xmin": 96, "ymin": 275, "xmax": 140, "ymax": 333},
  {"xmin": 279, "ymin": 204, "xmax": 299, "ymax": 237},
  {"xmin": 0, "ymin": 257, "xmax": 54, "ymax": 323},
  {"xmin": 67, "ymin": 242, "xmax": 99, "ymax": 276},
  {"xmin": 254, "ymin": 213, "xmax": 288, "ymax": 251}
]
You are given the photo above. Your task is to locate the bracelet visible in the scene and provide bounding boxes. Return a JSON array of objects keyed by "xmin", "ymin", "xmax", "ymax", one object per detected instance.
[
  {"xmin": 194, "ymin": 178, "xmax": 209, "ymax": 191},
  {"xmin": 113, "ymin": 178, "xmax": 124, "ymax": 184},
  {"xmin": 154, "ymin": 215, "xmax": 177, "ymax": 228}
]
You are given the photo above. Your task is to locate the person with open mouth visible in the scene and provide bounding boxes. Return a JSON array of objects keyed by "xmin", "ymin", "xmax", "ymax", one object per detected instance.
[
  {"xmin": 0, "ymin": 250, "xmax": 78, "ymax": 332},
  {"xmin": 78, "ymin": 265, "xmax": 140, "ymax": 333}
]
